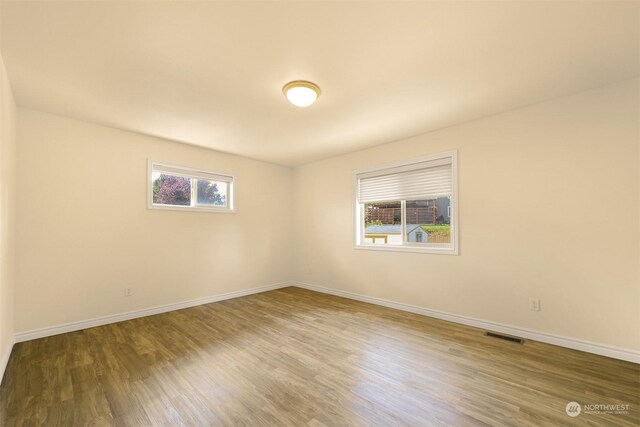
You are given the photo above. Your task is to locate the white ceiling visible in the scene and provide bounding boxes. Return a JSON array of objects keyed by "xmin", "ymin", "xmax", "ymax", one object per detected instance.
[{"xmin": 2, "ymin": 1, "xmax": 638, "ymax": 166}]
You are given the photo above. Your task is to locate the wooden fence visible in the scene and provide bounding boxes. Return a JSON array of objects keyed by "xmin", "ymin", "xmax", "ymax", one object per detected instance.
[
  {"xmin": 406, "ymin": 207, "xmax": 436, "ymax": 224},
  {"xmin": 425, "ymin": 234, "xmax": 450, "ymax": 244},
  {"xmin": 366, "ymin": 207, "xmax": 436, "ymax": 224}
]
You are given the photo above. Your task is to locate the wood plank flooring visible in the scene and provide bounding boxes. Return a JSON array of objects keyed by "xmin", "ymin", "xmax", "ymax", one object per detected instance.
[{"xmin": 0, "ymin": 287, "xmax": 638, "ymax": 426}]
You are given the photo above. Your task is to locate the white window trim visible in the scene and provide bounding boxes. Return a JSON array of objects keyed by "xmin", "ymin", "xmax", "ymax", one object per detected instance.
[
  {"xmin": 147, "ymin": 160, "xmax": 235, "ymax": 213},
  {"xmin": 353, "ymin": 150, "xmax": 459, "ymax": 255}
]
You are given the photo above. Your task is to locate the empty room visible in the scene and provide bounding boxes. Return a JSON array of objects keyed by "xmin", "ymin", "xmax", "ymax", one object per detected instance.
[{"xmin": 0, "ymin": 1, "xmax": 638, "ymax": 426}]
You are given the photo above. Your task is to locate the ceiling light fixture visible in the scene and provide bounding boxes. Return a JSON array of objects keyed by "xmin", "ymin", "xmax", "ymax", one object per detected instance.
[{"xmin": 282, "ymin": 80, "xmax": 321, "ymax": 107}]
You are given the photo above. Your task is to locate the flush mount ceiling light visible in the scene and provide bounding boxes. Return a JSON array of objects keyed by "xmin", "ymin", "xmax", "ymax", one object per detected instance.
[{"xmin": 282, "ymin": 80, "xmax": 321, "ymax": 107}]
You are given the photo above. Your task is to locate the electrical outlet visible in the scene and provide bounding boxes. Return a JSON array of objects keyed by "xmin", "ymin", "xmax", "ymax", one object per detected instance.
[
  {"xmin": 529, "ymin": 298, "xmax": 541, "ymax": 311},
  {"xmin": 124, "ymin": 287, "xmax": 133, "ymax": 297}
]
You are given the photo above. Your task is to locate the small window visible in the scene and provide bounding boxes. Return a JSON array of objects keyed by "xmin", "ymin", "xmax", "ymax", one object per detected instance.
[
  {"xmin": 355, "ymin": 151, "xmax": 457, "ymax": 254},
  {"xmin": 148, "ymin": 161, "xmax": 234, "ymax": 212}
]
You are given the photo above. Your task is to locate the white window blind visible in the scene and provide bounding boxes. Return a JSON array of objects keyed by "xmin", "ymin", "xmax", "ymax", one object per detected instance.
[
  {"xmin": 357, "ymin": 157, "xmax": 452, "ymax": 203},
  {"xmin": 152, "ymin": 163, "xmax": 233, "ymax": 183}
]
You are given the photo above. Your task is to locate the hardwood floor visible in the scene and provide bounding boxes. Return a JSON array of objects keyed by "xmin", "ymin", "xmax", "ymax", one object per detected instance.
[{"xmin": 1, "ymin": 287, "xmax": 638, "ymax": 426}]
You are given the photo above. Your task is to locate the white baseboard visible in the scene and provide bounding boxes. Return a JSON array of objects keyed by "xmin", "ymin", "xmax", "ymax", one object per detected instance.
[
  {"xmin": 293, "ymin": 281, "xmax": 640, "ymax": 364},
  {"xmin": 0, "ymin": 336, "xmax": 15, "ymax": 384},
  {"xmin": 14, "ymin": 282, "xmax": 291, "ymax": 343},
  {"xmin": 12, "ymin": 280, "xmax": 639, "ymax": 364}
]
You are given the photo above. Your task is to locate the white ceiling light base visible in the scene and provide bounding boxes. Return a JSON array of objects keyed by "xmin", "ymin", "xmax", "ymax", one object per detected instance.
[{"xmin": 283, "ymin": 80, "xmax": 321, "ymax": 107}]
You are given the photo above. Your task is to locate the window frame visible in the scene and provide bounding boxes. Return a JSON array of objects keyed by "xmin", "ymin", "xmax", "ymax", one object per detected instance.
[
  {"xmin": 147, "ymin": 160, "xmax": 235, "ymax": 213},
  {"xmin": 353, "ymin": 150, "xmax": 458, "ymax": 255}
]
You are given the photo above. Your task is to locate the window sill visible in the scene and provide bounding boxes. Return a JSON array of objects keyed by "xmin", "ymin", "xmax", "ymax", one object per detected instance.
[
  {"xmin": 354, "ymin": 245, "xmax": 458, "ymax": 255},
  {"xmin": 148, "ymin": 204, "xmax": 236, "ymax": 214}
]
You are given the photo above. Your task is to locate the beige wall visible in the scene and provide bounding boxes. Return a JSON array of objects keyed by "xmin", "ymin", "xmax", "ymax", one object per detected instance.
[
  {"xmin": 292, "ymin": 78, "xmax": 640, "ymax": 352},
  {"xmin": 15, "ymin": 109, "xmax": 292, "ymax": 332},
  {"xmin": 0, "ymin": 53, "xmax": 17, "ymax": 363},
  {"xmin": 10, "ymin": 77, "xmax": 640, "ymax": 355}
]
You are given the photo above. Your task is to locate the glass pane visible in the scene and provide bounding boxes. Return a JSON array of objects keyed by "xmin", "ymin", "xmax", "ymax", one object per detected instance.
[
  {"xmin": 152, "ymin": 173, "xmax": 191, "ymax": 206},
  {"xmin": 363, "ymin": 201, "xmax": 402, "ymax": 245},
  {"xmin": 196, "ymin": 179, "xmax": 227, "ymax": 207},
  {"xmin": 405, "ymin": 197, "xmax": 451, "ymax": 244}
]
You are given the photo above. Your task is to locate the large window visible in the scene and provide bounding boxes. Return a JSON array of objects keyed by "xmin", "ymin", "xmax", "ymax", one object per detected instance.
[
  {"xmin": 148, "ymin": 161, "xmax": 234, "ymax": 213},
  {"xmin": 355, "ymin": 151, "xmax": 457, "ymax": 254}
]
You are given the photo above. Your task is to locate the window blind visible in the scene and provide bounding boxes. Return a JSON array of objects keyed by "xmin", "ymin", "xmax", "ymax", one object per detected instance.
[
  {"xmin": 152, "ymin": 163, "xmax": 233, "ymax": 183},
  {"xmin": 357, "ymin": 157, "xmax": 452, "ymax": 203}
]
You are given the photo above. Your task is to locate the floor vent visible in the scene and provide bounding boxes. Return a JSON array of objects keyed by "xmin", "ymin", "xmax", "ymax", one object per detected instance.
[{"xmin": 484, "ymin": 331, "xmax": 525, "ymax": 344}]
